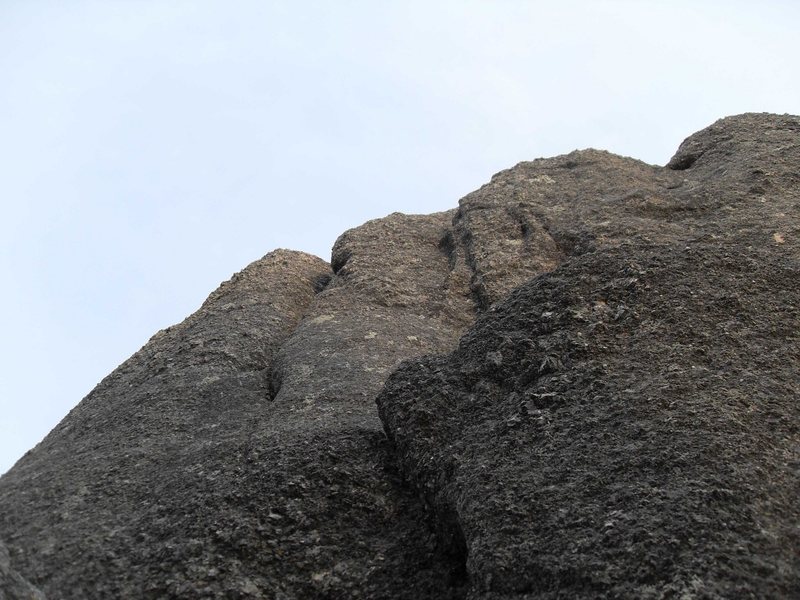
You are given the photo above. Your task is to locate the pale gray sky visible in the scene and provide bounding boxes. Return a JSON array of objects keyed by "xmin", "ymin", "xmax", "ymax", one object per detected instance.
[{"xmin": 1, "ymin": 0, "xmax": 798, "ymax": 474}]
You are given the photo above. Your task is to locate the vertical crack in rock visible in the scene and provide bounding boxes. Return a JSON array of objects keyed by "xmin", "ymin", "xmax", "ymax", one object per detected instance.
[
  {"xmin": 312, "ymin": 272, "xmax": 333, "ymax": 293},
  {"xmin": 453, "ymin": 206, "xmax": 491, "ymax": 312},
  {"xmin": 453, "ymin": 179, "xmax": 574, "ymax": 310},
  {"xmin": 272, "ymin": 210, "xmax": 475, "ymax": 415},
  {"xmin": 254, "ymin": 210, "xmax": 477, "ymax": 598},
  {"xmin": 437, "ymin": 229, "xmax": 458, "ymax": 271}
]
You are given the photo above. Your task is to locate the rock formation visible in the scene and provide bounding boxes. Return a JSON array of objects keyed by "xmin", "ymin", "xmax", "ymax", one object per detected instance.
[{"xmin": 1, "ymin": 113, "xmax": 798, "ymax": 599}]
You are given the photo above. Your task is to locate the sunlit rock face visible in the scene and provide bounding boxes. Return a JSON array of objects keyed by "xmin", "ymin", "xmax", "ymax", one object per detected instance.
[{"xmin": 1, "ymin": 113, "xmax": 798, "ymax": 599}]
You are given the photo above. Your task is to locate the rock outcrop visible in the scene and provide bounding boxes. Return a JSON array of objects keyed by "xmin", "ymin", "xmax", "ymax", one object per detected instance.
[{"xmin": 1, "ymin": 113, "xmax": 798, "ymax": 599}]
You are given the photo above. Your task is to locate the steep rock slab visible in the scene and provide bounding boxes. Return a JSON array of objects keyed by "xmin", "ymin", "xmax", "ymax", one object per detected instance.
[
  {"xmin": 378, "ymin": 113, "xmax": 800, "ymax": 597},
  {"xmin": 379, "ymin": 244, "xmax": 800, "ymax": 598},
  {"xmin": 0, "ymin": 251, "xmax": 331, "ymax": 598}
]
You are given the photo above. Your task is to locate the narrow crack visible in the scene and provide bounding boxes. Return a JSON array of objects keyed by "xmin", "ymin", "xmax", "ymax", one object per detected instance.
[{"xmin": 452, "ymin": 208, "xmax": 491, "ymax": 312}]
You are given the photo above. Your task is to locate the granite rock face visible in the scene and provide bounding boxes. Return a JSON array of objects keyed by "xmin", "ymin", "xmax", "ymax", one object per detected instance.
[{"xmin": 1, "ymin": 113, "xmax": 798, "ymax": 599}]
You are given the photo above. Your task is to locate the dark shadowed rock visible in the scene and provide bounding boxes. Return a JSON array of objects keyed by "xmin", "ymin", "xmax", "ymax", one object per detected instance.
[
  {"xmin": 2, "ymin": 113, "xmax": 798, "ymax": 598},
  {"xmin": 378, "ymin": 113, "xmax": 800, "ymax": 597},
  {"xmin": 379, "ymin": 245, "xmax": 799, "ymax": 598}
]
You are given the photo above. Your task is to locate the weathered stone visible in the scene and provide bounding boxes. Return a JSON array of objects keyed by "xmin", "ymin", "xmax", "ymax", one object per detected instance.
[
  {"xmin": 0, "ymin": 215, "xmax": 476, "ymax": 599},
  {"xmin": 1, "ymin": 113, "xmax": 798, "ymax": 598},
  {"xmin": 0, "ymin": 250, "xmax": 334, "ymax": 597},
  {"xmin": 378, "ymin": 113, "xmax": 800, "ymax": 597}
]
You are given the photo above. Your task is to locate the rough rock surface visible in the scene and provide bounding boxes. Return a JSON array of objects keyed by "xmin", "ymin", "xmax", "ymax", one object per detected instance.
[
  {"xmin": 1, "ymin": 113, "xmax": 798, "ymax": 598},
  {"xmin": 0, "ymin": 250, "xmax": 332, "ymax": 598},
  {"xmin": 379, "ymin": 246, "xmax": 799, "ymax": 598},
  {"xmin": 0, "ymin": 217, "xmax": 476, "ymax": 599},
  {"xmin": 0, "ymin": 539, "xmax": 45, "ymax": 600},
  {"xmin": 378, "ymin": 113, "xmax": 800, "ymax": 597}
]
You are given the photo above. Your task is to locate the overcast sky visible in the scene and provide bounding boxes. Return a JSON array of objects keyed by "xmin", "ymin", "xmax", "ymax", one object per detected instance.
[{"xmin": 1, "ymin": 0, "xmax": 798, "ymax": 475}]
